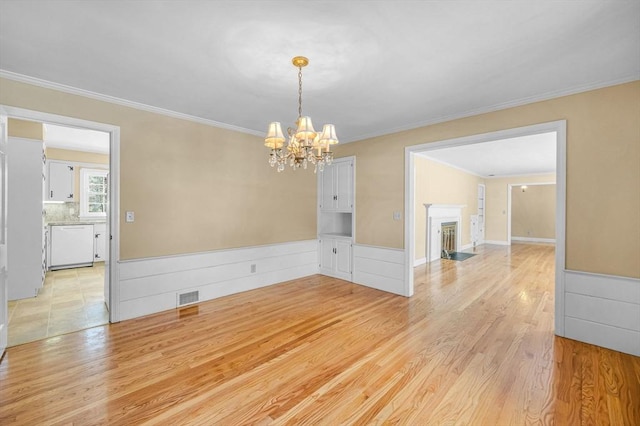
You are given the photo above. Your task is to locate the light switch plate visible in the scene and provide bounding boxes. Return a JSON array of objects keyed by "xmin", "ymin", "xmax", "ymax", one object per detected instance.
[{"xmin": 125, "ymin": 211, "xmax": 135, "ymax": 222}]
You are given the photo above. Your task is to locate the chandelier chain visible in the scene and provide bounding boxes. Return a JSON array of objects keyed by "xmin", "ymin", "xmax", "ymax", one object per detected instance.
[{"xmin": 298, "ymin": 66, "xmax": 303, "ymax": 118}]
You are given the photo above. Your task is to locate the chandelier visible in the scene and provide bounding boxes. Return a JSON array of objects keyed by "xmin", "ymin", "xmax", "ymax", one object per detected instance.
[{"xmin": 264, "ymin": 56, "xmax": 339, "ymax": 173}]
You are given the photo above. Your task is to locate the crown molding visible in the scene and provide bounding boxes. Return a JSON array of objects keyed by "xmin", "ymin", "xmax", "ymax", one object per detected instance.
[
  {"xmin": 347, "ymin": 74, "xmax": 640, "ymax": 143},
  {"xmin": 0, "ymin": 70, "xmax": 264, "ymax": 138}
]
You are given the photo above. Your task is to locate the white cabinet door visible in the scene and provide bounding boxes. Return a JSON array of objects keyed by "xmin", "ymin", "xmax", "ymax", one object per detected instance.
[
  {"xmin": 319, "ymin": 237, "xmax": 352, "ymax": 281},
  {"xmin": 319, "ymin": 238, "xmax": 335, "ymax": 275},
  {"xmin": 318, "ymin": 158, "xmax": 353, "ymax": 212},
  {"xmin": 320, "ymin": 165, "xmax": 335, "ymax": 210},
  {"xmin": 47, "ymin": 161, "xmax": 74, "ymax": 201},
  {"xmin": 335, "ymin": 160, "xmax": 353, "ymax": 211},
  {"xmin": 335, "ymin": 239, "xmax": 352, "ymax": 278},
  {"xmin": 94, "ymin": 223, "xmax": 107, "ymax": 261}
]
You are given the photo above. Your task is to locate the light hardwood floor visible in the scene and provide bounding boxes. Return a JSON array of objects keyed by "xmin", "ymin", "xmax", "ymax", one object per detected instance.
[{"xmin": 1, "ymin": 244, "xmax": 638, "ymax": 424}]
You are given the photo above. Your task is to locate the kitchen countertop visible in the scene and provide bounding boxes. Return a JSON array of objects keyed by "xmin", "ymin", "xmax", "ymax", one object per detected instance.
[{"xmin": 47, "ymin": 221, "xmax": 106, "ymax": 226}]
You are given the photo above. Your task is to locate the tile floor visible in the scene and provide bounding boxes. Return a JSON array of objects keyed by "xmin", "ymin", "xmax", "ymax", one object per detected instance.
[{"xmin": 7, "ymin": 263, "xmax": 109, "ymax": 346}]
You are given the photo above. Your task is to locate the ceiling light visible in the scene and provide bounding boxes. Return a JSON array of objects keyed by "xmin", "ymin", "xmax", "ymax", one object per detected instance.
[{"xmin": 264, "ymin": 56, "xmax": 338, "ymax": 173}]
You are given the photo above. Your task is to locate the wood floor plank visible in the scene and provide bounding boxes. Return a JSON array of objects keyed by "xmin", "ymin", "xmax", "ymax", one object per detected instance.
[{"xmin": 1, "ymin": 243, "xmax": 639, "ymax": 425}]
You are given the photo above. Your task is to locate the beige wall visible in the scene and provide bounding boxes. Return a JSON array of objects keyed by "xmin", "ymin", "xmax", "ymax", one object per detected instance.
[
  {"xmin": 7, "ymin": 118, "xmax": 43, "ymax": 140},
  {"xmin": 336, "ymin": 81, "xmax": 640, "ymax": 278},
  {"xmin": 511, "ymin": 184, "xmax": 556, "ymax": 239},
  {"xmin": 0, "ymin": 78, "xmax": 317, "ymax": 260},
  {"xmin": 46, "ymin": 147, "xmax": 109, "ymax": 200},
  {"xmin": 484, "ymin": 174, "xmax": 556, "ymax": 242},
  {"xmin": 414, "ymin": 156, "xmax": 484, "ymax": 260}
]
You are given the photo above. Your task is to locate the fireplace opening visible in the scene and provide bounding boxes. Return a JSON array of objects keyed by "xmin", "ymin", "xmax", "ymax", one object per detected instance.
[{"xmin": 441, "ymin": 222, "xmax": 457, "ymax": 259}]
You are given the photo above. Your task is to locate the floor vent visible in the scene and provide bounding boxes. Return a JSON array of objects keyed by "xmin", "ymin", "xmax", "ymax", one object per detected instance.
[{"xmin": 177, "ymin": 290, "xmax": 199, "ymax": 307}]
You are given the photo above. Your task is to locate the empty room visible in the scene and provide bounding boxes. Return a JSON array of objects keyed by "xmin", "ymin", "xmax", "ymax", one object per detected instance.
[{"xmin": 1, "ymin": 1, "xmax": 638, "ymax": 424}]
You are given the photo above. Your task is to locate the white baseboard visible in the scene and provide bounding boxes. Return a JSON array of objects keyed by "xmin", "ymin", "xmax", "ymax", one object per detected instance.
[
  {"xmin": 414, "ymin": 257, "xmax": 426, "ymax": 267},
  {"xmin": 353, "ymin": 245, "xmax": 406, "ymax": 296},
  {"xmin": 563, "ymin": 270, "xmax": 640, "ymax": 356},
  {"xmin": 484, "ymin": 240, "xmax": 510, "ymax": 246},
  {"xmin": 117, "ymin": 240, "xmax": 318, "ymax": 321},
  {"xmin": 512, "ymin": 236, "xmax": 556, "ymax": 243}
]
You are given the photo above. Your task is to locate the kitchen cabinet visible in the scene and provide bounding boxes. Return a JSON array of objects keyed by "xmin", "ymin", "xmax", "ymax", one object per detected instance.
[
  {"xmin": 7, "ymin": 137, "xmax": 45, "ymax": 300},
  {"xmin": 47, "ymin": 161, "xmax": 74, "ymax": 201},
  {"xmin": 49, "ymin": 224, "xmax": 94, "ymax": 270},
  {"xmin": 319, "ymin": 237, "xmax": 352, "ymax": 281},
  {"xmin": 93, "ymin": 223, "xmax": 107, "ymax": 261},
  {"xmin": 319, "ymin": 158, "xmax": 353, "ymax": 211}
]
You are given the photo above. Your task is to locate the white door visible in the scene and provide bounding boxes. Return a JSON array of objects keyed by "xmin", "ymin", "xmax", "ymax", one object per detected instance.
[
  {"xmin": 0, "ymin": 115, "xmax": 9, "ymax": 358},
  {"xmin": 319, "ymin": 238, "xmax": 335, "ymax": 273}
]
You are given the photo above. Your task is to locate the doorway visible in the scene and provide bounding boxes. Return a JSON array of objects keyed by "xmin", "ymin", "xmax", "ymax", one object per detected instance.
[
  {"xmin": 404, "ymin": 120, "xmax": 566, "ymax": 335},
  {"xmin": 0, "ymin": 105, "xmax": 120, "ymax": 347}
]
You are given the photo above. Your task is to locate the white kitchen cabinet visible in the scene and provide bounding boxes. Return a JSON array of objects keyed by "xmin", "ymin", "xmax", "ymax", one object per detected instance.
[
  {"xmin": 319, "ymin": 237, "xmax": 352, "ymax": 281},
  {"xmin": 93, "ymin": 223, "xmax": 107, "ymax": 261},
  {"xmin": 319, "ymin": 158, "xmax": 353, "ymax": 211},
  {"xmin": 47, "ymin": 161, "xmax": 74, "ymax": 201},
  {"xmin": 7, "ymin": 138, "xmax": 45, "ymax": 300}
]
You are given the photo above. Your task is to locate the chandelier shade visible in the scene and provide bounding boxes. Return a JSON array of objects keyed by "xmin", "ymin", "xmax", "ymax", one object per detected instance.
[
  {"xmin": 264, "ymin": 56, "xmax": 339, "ymax": 173},
  {"xmin": 264, "ymin": 122, "xmax": 285, "ymax": 149}
]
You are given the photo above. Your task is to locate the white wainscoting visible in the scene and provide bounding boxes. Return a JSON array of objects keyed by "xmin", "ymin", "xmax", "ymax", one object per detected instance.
[
  {"xmin": 118, "ymin": 240, "xmax": 318, "ymax": 321},
  {"xmin": 483, "ymin": 240, "xmax": 510, "ymax": 246},
  {"xmin": 512, "ymin": 237, "xmax": 556, "ymax": 244},
  {"xmin": 563, "ymin": 270, "xmax": 640, "ymax": 356},
  {"xmin": 353, "ymin": 245, "xmax": 406, "ymax": 296}
]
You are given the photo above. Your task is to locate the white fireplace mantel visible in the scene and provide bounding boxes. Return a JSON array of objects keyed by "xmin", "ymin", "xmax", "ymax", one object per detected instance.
[{"xmin": 424, "ymin": 204, "xmax": 465, "ymax": 262}]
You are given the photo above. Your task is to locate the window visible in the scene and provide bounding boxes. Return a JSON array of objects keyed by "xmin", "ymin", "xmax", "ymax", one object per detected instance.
[{"xmin": 80, "ymin": 168, "xmax": 108, "ymax": 219}]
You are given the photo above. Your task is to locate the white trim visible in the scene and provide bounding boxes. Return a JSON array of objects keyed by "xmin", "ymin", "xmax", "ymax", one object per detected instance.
[
  {"xmin": 0, "ymin": 70, "xmax": 263, "ymax": 138},
  {"xmin": 353, "ymin": 244, "xmax": 405, "ymax": 296},
  {"xmin": 0, "ymin": 105, "xmax": 121, "ymax": 322},
  {"xmin": 118, "ymin": 240, "xmax": 318, "ymax": 321},
  {"xmin": 511, "ymin": 237, "xmax": 556, "ymax": 244},
  {"xmin": 414, "ymin": 257, "xmax": 426, "ymax": 267},
  {"xmin": 563, "ymin": 270, "xmax": 639, "ymax": 356},
  {"xmin": 483, "ymin": 240, "xmax": 510, "ymax": 246},
  {"xmin": 405, "ymin": 120, "xmax": 567, "ymax": 335}
]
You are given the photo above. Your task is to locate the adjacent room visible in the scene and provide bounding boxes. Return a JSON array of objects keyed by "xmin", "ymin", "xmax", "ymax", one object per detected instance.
[{"xmin": 0, "ymin": 1, "xmax": 638, "ymax": 424}]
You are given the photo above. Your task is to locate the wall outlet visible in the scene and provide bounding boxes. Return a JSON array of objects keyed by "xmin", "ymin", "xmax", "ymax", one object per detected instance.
[
  {"xmin": 393, "ymin": 211, "xmax": 402, "ymax": 221},
  {"xmin": 250, "ymin": 264, "xmax": 256, "ymax": 273},
  {"xmin": 125, "ymin": 211, "xmax": 135, "ymax": 222}
]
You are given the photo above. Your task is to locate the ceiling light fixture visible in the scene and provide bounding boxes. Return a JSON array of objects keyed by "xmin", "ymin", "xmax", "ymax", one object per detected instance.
[{"xmin": 264, "ymin": 56, "xmax": 338, "ymax": 173}]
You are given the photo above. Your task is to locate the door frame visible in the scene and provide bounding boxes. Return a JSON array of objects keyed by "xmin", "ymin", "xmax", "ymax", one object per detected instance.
[
  {"xmin": 0, "ymin": 105, "xmax": 121, "ymax": 323},
  {"xmin": 404, "ymin": 120, "xmax": 567, "ymax": 336}
]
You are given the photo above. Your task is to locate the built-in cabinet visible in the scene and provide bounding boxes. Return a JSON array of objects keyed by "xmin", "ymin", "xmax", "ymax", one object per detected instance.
[
  {"xmin": 7, "ymin": 137, "xmax": 45, "ymax": 300},
  {"xmin": 318, "ymin": 157, "xmax": 355, "ymax": 281},
  {"xmin": 319, "ymin": 159, "xmax": 353, "ymax": 211},
  {"xmin": 46, "ymin": 161, "xmax": 74, "ymax": 201},
  {"xmin": 94, "ymin": 223, "xmax": 107, "ymax": 261}
]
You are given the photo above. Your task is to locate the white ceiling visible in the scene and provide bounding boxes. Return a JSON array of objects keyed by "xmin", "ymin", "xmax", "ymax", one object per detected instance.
[
  {"xmin": 1, "ymin": 1, "xmax": 638, "ymax": 144},
  {"xmin": 43, "ymin": 123, "xmax": 110, "ymax": 154},
  {"xmin": 418, "ymin": 132, "xmax": 557, "ymax": 178}
]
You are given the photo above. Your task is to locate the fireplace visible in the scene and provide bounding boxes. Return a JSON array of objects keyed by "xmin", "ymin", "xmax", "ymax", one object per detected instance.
[
  {"xmin": 441, "ymin": 222, "xmax": 457, "ymax": 259},
  {"xmin": 424, "ymin": 204, "xmax": 464, "ymax": 263}
]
